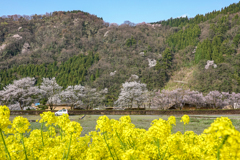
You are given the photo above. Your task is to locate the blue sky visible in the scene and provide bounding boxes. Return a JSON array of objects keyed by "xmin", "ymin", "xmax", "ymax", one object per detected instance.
[{"xmin": 0, "ymin": 0, "xmax": 239, "ymax": 24}]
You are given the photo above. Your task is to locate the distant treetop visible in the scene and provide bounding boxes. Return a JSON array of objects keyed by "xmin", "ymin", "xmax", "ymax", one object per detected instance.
[{"xmin": 151, "ymin": 1, "xmax": 240, "ymax": 27}]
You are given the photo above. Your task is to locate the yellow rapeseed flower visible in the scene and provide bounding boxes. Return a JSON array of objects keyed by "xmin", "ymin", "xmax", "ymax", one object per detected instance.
[
  {"xmin": 180, "ymin": 115, "xmax": 190, "ymax": 125},
  {"xmin": 1, "ymin": 107, "xmax": 240, "ymax": 160},
  {"xmin": 0, "ymin": 105, "xmax": 11, "ymax": 130}
]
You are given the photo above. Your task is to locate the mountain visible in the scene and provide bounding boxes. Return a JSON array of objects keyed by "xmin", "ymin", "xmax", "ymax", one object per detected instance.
[{"xmin": 1, "ymin": 2, "xmax": 240, "ymax": 105}]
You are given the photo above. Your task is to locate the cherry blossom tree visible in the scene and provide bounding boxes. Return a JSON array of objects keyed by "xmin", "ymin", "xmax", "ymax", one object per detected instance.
[
  {"xmin": 40, "ymin": 77, "xmax": 62, "ymax": 110},
  {"xmin": 168, "ymin": 88, "xmax": 188, "ymax": 109},
  {"xmin": 8, "ymin": 103, "xmax": 21, "ymax": 110},
  {"xmin": 60, "ymin": 85, "xmax": 85, "ymax": 110},
  {"xmin": 153, "ymin": 89, "xmax": 205, "ymax": 109},
  {"xmin": 152, "ymin": 89, "xmax": 172, "ymax": 109},
  {"xmin": 205, "ymin": 91, "xmax": 223, "ymax": 108},
  {"xmin": 0, "ymin": 90, "xmax": 6, "ymax": 105},
  {"xmin": 184, "ymin": 91, "xmax": 206, "ymax": 108},
  {"xmin": 115, "ymin": 81, "xmax": 148, "ymax": 108},
  {"xmin": 153, "ymin": 89, "xmax": 188, "ymax": 109},
  {"xmin": 0, "ymin": 77, "xmax": 41, "ymax": 110},
  {"xmin": 221, "ymin": 92, "xmax": 231, "ymax": 106},
  {"xmin": 152, "ymin": 88, "xmax": 240, "ymax": 110},
  {"xmin": 205, "ymin": 60, "xmax": 217, "ymax": 69},
  {"xmin": 82, "ymin": 86, "xmax": 108, "ymax": 109},
  {"xmin": 143, "ymin": 90, "xmax": 156, "ymax": 109},
  {"xmin": 229, "ymin": 92, "xmax": 240, "ymax": 107}
]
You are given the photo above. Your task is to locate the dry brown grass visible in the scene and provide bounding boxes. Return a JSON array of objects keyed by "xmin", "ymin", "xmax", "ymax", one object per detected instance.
[{"xmin": 163, "ymin": 66, "xmax": 196, "ymax": 91}]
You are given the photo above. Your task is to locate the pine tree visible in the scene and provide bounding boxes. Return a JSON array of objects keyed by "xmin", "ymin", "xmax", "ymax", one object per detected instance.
[
  {"xmin": 154, "ymin": 61, "xmax": 161, "ymax": 70},
  {"xmin": 162, "ymin": 48, "xmax": 172, "ymax": 70},
  {"xmin": 212, "ymin": 46, "xmax": 223, "ymax": 63},
  {"xmin": 90, "ymin": 74, "xmax": 95, "ymax": 81},
  {"xmin": 95, "ymin": 69, "xmax": 99, "ymax": 78}
]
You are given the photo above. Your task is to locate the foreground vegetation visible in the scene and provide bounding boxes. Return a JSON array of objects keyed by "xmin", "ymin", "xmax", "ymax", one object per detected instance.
[{"xmin": 1, "ymin": 105, "xmax": 240, "ymax": 159}]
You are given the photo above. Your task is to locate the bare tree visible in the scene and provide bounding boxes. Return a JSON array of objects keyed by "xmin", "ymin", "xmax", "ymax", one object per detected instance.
[{"xmin": 122, "ymin": 20, "xmax": 136, "ymax": 27}]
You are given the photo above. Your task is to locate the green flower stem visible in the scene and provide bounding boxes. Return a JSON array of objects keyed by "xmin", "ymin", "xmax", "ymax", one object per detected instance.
[
  {"xmin": 169, "ymin": 123, "xmax": 172, "ymax": 134},
  {"xmin": 108, "ymin": 133, "xmax": 119, "ymax": 160},
  {"xmin": 115, "ymin": 131, "xmax": 126, "ymax": 151},
  {"xmin": 21, "ymin": 133, "xmax": 28, "ymax": 160},
  {"xmin": 111, "ymin": 139, "xmax": 119, "ymax": 160},
  {"xmin": 155, "ymin": 138, "xmax": 161, "ymax": 159},
  {"xmin": 60, "ymin": 128, "xmax": 62, "ymax": 140},
  {"xmin": 0, "ymin": 129, "xmax": 11, "ymax": 160},
  {"xmin": 41, "ymin": 123, "xmax": 44, "ymax": 146},
  {"xmin": 184, "ymin": 124, "xmax": 185, "ymax": 133},
  {"xmin": 65, "ymin": 133, "xmax": 73, "ymax": 160},
  {"xmin": 61, "ymin": 150, "xmax": 66, "ymax": 160},
  {"xmin": 103, "ymin": 132, "xmax": 115, "ymax": 160},
  {"xmin": 161, "ymin": 146, "xmax": 168, "ymax": 160},
  {"xmin": 217, "ymin": 135, "xmax": 229, "ymax": 160},
  {"xmin": 49, "ymin": 125, "xmax": 52, "ymax": 137},
  {"xmin": 32, "ymin": 148, "xmax": 35, "ymax": 160}
]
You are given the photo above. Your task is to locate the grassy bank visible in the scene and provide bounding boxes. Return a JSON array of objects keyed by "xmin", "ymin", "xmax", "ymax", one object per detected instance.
[
  {"xmin": 10, "ymin": 115, "xmax": 240, "ymax": 136},
  {"xmin": 76, "ymin": 115, "xmax": 240, "ymax": 135}
]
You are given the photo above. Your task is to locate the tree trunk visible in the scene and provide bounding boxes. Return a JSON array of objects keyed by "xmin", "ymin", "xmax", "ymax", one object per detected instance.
[
  {"xmin": 19, "ymin": 101, "xmax": 23, "ymax": 110},
  {"xmin": 49, "ymin": 103, "xmax": 54, "ymax": 110},
  {"xmin": 131, "ymin": 99, "xmax": 133, "ymax": 109}
]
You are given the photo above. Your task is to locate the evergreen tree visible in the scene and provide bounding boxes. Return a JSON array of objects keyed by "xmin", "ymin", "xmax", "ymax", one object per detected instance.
[
  {"xmin": 154, "ymin": 61, "xmax": 161, "ymax": 70},
  {"xmin": 90, "ymin": 74, "xmax": 95, "ymax": 81},
  {"xmin": 212, "ymin": 46, "xmax": 223, "ymax": 63},
  {"xmin": 233, "ymin": 34, "xmax": 240, "ymax": 47},
  {"xmin": 95, "ymin": 69, "xmax": 99, "ymax": 78},
  {"xmin": 162, "ymin": 48, "xmax": 172, "ymax": 70}
]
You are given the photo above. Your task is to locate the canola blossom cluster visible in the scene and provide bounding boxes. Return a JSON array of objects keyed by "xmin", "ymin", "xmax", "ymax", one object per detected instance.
[{"xmin": 0, "ymin": 105, "xmax": 240, "ymax": 160}]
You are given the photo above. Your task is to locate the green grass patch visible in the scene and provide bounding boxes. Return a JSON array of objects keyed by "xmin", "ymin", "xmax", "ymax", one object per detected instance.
[{"xmin": 10, "ymin": 114, "xmax": 240, "ymax": 136}]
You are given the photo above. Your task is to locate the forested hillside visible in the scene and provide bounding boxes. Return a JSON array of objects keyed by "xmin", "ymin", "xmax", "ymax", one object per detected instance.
[
  {"xmin": 152, "ymin": 2, "xmax": 240, "ymax": 27},
  {"xmin": 1, "ymin": 2, "xmax": 240, "ymax": 105}
]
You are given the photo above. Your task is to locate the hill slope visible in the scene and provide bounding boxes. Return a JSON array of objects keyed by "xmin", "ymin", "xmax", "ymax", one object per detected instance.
[{"xmin": 1, "ymin": 2, "xmax": 240, "ymax": 104}]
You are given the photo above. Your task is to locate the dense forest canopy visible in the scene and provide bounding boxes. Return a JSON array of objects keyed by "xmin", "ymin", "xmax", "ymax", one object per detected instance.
[
  {"xmin": 1, "ymin": 2, "xmax": 240, "ymax": 105},
  {"xmin": 152, "ymin": 1, "xmax": 240, "ymax": 27}
]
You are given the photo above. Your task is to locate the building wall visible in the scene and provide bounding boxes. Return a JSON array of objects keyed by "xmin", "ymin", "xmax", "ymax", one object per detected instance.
[
  {"xmin": 46, "ymin": 105, "xmax": 71, "ymax": 110},
  {"xmin": 10, "ymin": 109, "xmax": 240, "ymax": 115},
  {"xmin": 31, "ymin": 103, "xmax": 72, "ymax": 110}
]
